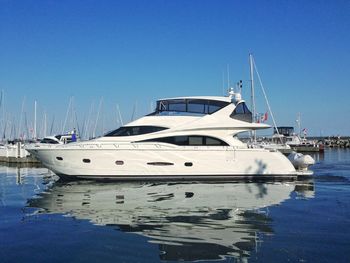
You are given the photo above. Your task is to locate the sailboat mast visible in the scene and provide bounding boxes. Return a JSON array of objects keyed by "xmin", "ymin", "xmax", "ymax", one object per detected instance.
[
  {"xmin": 297, "ymin": 112, "xmax": 301, "ymax": 136},
  {"xmin": 62, "ymin": 97, "xmax": 72, "ymax": 134},
  {"xmin": 0, "ymin": 90, "xmax": 3, "ymax": 139},
  {"xmin": 249, "ymin": 53, "xmax": 256, "ymax": 142},
  {"xmin": 44, "ymin": 111, "xmax": 47, "ymax": 137},
  {"xmin": 93, "ymin": 98, "xmax": 103, "ymax": 138},
  {"xmin": 17, "ymin": 97, "xmax": 25, "ymax": 139},
  {"xmin": 227, "ymin": 64, "xmax": 230, "ymax": 90},
  {"xmin": 249, "ymin": 54, "xmax": 256, "ymax": 122},
  {"xmin": 34, "ymin": 100, "xmax": 37, "ymax": 140},
  {"xmin": 116, "ymin": 104, "xmax": 123, "ymax": 126}
]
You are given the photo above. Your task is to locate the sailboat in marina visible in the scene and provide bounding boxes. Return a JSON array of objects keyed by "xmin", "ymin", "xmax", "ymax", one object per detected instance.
[{"xmin": 245, "ymin": 54, "xmax": 293, "ymax": 155}]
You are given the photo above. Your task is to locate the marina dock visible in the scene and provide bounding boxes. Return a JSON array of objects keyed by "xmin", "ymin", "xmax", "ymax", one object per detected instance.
[
  {"xmin": 0, "ymin": 142, "xmax": 41, "ymax": 164},
  {"xmin": 0, "ymin": 155, "xmax": 40, "ymax": 164}
]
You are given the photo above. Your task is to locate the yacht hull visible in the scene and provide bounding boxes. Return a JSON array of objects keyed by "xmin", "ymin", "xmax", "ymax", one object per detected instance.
[{"xmin": 28, "ymin": 144, "xmax": 298, "ymax": 180}]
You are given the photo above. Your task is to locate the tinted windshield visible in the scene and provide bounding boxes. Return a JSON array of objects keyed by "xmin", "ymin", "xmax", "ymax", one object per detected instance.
[
  {"xmin": 105, "ymin": 126, "xmax": 167, "ymax": 137},
  {"xmin": 230, "ymin": 102, "xmax": 252, "ymax": 122},
  {"xmin": 151, "ymin": 99, "xmax": 230, "ymax": 115},
  {"xmin": 40, "ymin": 138, "xmax": 59, "ymax": 144}
]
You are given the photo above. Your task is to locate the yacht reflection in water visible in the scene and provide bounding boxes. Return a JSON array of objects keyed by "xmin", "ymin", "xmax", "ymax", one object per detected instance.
[{"xmin": 28, "ymin": 180, "xmax": 314, "ymax": 261}]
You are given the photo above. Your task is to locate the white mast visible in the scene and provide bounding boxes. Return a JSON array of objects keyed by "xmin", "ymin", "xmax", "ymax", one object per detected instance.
[
  {"xmin": 0, "ymin": 90, "xmax": 3, "ymax": 140},
  {"xmin": 252, "ymin": 56, "xmax": 283, "ymax": 144},
  {"xmin": 227, "ymin": 64, "xmax": 230, "ymax": 90},
  {"xmin": 84, "ymin": 102, "xmax": 94, "ymax": 140},
  {"xmin": 249, "ymin": 54, "xmax": 256, "ymax": 122},
  {"xmin": 296, "ymin": 112, "xmax": 301, "ymax": 136},
  {"xmin": 116, "ymin": 104, "xmax": 123, "ymax": 126},
  {"xmin": 34, "ymin": 100, "xmax": 37, "ymax": 140},
  {"xmin": 131, "ymin": 101, "xmax": 137, "ymax": 121},
  {"xmin": 62, "ymin": 97, "xmax": 72, "ymax": 134},
  {"xmin": 17, "ymin": 97, "xmax": 25, "ymax": 139},
  {"xmin": 44, "ymin": 111, "xmax": 47, "ymax": 137},
  {"xmin": 93, "ymin": 98, "xmax": 103, "ymax": 138},
  {"xmin": 50, "ymin": 115, "xmax": 55, "ymax": 135},
  {"xmin": 249, "ymin": 53, "xmax": 257, "ymax": 142},
  {"xmin": 222, "ymin": 71, "xmax": 225, "ymax": 96}
]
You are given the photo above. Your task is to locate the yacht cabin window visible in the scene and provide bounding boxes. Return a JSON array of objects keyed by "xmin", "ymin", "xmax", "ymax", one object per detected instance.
[
  {"xmin": 40, "ymin": 138, "xmax": 60, "ymax": 144},
  {"xmin": 105, "ymin": 126, "xmax": 167, "ymax": 137},
  {"xmin": 234, "ymin": 102, "xmax": 250, "ymax": 114},
  {"xmin": 151, "ymin": 99, "xmax": 230, "ymax": 115},
  {"xmin": 230, "ymin": 102, "xmax": 252, "ymax": 122},
  {"xmin": 139, "ymin": 135, "xmax": 229, "ymax": 146}
]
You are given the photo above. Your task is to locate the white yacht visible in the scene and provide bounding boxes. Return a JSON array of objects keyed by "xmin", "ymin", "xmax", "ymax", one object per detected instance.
[{"xmin": 26, "ymin": 89, "xmax": 313, "ymax": 180}]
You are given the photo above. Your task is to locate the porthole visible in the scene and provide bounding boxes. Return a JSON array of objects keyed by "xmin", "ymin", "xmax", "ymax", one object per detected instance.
[
  {"xmin": 56, "ymin": 157, "xmax": 63, "ymax": 161},
  {"xmin": 83, "ymin": 159, "xmax": 91, "ymax": 163},
  {"xmin": 147, "ymin": 162, "xmax": 174, "ymax": 166},
  {"xmin": 184, "ymin": 162, "xmax": 193, "ymax": 167},
  {"xmin": 115, "ymin": 160, "xmax": 124, "ymax": 165},
  {"xmin": 185, "ymin": 192, "xmax": 194, "ymax": 198}
]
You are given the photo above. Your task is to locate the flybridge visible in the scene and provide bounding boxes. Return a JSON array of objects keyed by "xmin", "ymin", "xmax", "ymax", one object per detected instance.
[{"xmin": 151, "ymin": 98, "xmax": 231, "ymax": 116}]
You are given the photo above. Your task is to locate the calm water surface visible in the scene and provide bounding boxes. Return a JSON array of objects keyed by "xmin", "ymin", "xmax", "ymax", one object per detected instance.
[{"xmin": 1, "ymin": 149, "xmax": 350, "ymax": 263}]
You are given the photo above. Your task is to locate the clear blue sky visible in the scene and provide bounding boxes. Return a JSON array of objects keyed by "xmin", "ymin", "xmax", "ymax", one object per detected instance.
[{"xmin": 0, "ymin": 0, "xmax": 349, "ymax": 138}]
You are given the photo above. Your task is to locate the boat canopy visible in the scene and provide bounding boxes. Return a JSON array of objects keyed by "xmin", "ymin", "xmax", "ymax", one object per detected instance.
[
  {"xmin": 274, "ymin": 127, "xmax": 294, "ymax": 136},
  {"xmin": 150, "ymin": 98, "xmax": 230, "ymax": 116}
]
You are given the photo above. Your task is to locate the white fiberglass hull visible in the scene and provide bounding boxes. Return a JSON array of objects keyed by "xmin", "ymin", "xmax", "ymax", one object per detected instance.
[{"xmin": 28, "ymin": 143, "xmax": 298, "ymax": 180}]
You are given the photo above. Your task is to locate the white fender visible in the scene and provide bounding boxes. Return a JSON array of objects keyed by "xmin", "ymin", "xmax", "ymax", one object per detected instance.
[{"xmin": 288, "ymin": 152, "xmax": 315, "ymax": 171}]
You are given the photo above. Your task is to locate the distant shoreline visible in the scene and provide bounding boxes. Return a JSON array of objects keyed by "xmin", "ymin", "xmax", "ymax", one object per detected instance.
[{"xmin": 308, "ymin": 136, "xmax": 350, "ymax": 140}]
